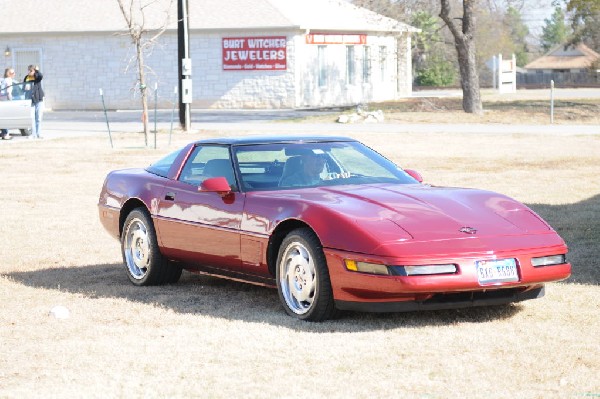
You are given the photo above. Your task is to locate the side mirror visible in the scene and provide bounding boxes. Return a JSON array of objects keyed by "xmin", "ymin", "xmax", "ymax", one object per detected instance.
[
  {"xmin": 404, "ymin": 169, "xmax": 423, "ymax": 183},
  {"xmin": 200, "ymin": 177, "xmax": 231, "ymax": 195}
]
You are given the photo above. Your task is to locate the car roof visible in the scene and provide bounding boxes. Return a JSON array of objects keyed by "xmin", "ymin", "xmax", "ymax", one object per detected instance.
[{"xmin": 192, "ymin": 135, "xmax": 357, "ymax": 146}]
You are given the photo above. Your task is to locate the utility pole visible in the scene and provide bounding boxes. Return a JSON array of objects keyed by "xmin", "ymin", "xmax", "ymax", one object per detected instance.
[{"xmin": 177, "ymin": 0, "xmax": 191, "ymax": 131}]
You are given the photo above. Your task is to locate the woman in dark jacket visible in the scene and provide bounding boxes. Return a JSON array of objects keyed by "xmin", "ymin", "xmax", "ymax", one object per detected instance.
[{"xmin": 24, "ymin": 65, "xmax": 45, "ymax": 139}]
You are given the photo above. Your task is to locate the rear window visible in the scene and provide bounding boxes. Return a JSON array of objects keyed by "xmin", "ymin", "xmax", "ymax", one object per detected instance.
[{"xmin": 146, "ymin": 149, "xmax": 180, "ymax": 178}]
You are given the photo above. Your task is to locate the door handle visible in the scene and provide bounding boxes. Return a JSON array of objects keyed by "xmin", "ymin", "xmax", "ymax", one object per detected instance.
[{"xmin": 164, "ymin": 192, "xmax": 176, "ymax": 201}]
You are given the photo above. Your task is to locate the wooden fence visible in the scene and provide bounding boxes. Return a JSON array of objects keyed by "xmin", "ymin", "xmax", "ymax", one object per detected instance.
[{"xmin": 517, "ymin": 71, "xmax": 600, "ymax": 88}]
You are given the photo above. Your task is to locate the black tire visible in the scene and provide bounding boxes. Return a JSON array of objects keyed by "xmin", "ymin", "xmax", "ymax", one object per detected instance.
[
  {"xmin": 121, "ymin": 208, "xmax": 182, "ymax": 286},
  {"xmin": 276, "ymin": 227, "xmax": 336, "ymax": 321},
  {"xmin": 20, "ymin": 129, "xmax": 32, "ymax": 136}
]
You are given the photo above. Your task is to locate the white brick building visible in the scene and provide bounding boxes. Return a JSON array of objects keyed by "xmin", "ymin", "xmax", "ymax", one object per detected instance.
[{"xmin": 1, "ymin": 0, "xmax": 417, "ymax": 110}]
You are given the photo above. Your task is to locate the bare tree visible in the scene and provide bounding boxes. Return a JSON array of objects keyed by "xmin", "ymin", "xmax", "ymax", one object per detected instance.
[
  {"xmin": 353, "ymin": 0, "xmax": 440, "ymax": 23},
  {"xmin": 117, "ymin": 0, "xmax": 174, "ymax": 145},
  {"xmin": 483, "ymin": 0, "xmax": 526, "ymax": 13},
  {"xmin": 439, "ymin": 0, "xmax": 483, "ymax": 114}
]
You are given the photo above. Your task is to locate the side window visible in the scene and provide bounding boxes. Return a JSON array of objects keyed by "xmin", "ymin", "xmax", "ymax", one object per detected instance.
[{"xmin": 178, "ymin": 145, "xmax": 236, "ymax": 189}]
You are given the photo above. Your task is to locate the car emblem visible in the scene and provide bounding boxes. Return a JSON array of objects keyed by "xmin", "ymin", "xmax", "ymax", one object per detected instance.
[{"xmin": 459, "ymin": 227, "xmax": 477, "ymax": 234}]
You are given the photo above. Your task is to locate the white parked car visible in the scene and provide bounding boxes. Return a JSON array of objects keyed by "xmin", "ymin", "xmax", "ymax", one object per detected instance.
[{"xmin": 0, "ymin": 82, "xmax": 32, "ymax": 136}]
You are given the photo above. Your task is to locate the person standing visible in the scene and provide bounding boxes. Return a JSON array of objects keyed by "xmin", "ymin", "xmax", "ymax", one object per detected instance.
[
  {"xmin": 0, "ymin": 68, "xmax": 15, "ymax": 140},
  {"xmin": 24, "ymin": 65, "xmax": 44, "ymax": 139}
]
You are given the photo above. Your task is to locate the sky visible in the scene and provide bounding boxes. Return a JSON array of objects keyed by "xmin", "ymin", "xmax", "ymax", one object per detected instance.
[
  {"xmin": 346, "ymin": 0, "xmax": 560, "ymax": 36},
  {"xmin": 519, "ymin": 0, "xmax": 557, "ymax": 35}
]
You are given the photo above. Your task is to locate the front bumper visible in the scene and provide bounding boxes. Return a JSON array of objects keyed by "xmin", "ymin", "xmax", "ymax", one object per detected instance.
[
  {"xmin": 335, "ymin": 285, "xmax": 544, "ymax": 312},
  {"xmin": 324, "ymin": 246, "xmax": 570, "ymax": 306}
]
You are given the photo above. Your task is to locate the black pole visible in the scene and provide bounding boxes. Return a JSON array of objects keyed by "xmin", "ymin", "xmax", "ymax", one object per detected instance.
[
  {"xmin": 177, "ymin": 0, "xmax": 191, "ymax": 131},
  {"xmin": 177, "ymin": 0, "xmax": 185, "ymax": 128}
]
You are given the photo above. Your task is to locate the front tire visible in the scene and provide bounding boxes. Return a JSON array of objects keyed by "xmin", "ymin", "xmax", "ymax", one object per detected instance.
[
  {"xmin": 276, "ymin": 228, "xmax": 336, "ymax": 321},
  {"xmin": 20, "ymin": 128, "xmax": 31, "ymax": 136},
  {"xmin": 121, "ymin": 208, "xmax": 182, "ymax": 286}
]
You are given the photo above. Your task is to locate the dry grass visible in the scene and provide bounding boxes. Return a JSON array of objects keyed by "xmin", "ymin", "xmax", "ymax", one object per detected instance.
[
  {"xmin": 0, "ymin": 128, "xmax": 599, "ymax": 398},
  {"xmin": 387, "ymin": 98, "xmax": 600, "ymax": 124},
  {"xmin": 304, "ymin": 96, "xmax": 600, "ymax": 125}
]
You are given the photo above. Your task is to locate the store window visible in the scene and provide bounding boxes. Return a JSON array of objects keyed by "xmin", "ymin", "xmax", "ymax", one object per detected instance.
[
  {"xmin": 346, "ymin": 45, "xmax": 355, "ymax": 85},
  {"xmin": 318, "ymin": 45, "xmax": 327, "ymax": 87},
  {"xmin": 12, "ymin": 48, "xmax": 42, "ymax": 78},
  {"xmin": 363, "ymin": 46, "xmax": 371, "ymax": 83},
  {"xmin": 379, "ymin": 46, "xmax": 387, "ymax": 81}
]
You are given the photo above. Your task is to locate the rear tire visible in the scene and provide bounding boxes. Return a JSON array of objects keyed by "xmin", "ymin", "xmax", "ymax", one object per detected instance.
[
  {"xmin": 276, "ymin": 228, "xmax": 336, "ymax": 321},
  {"xmin": 20, "ymin": 129, "xmax": 31, "ymax": 136},
  {"xmin": 121, "ymin": 208, "xmax": 182, "ymax": 286}
]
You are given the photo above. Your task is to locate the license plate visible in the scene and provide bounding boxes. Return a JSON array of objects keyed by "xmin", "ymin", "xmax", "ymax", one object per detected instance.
[{"xmin": 476, "ymin": 258, "xmax": 519, "ymax": 284}]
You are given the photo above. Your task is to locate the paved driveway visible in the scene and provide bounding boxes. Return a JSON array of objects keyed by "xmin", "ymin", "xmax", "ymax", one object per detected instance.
[
  {"xmin": 37, "ymin": 110, "xmax": 599, "ymax": 139},
  {"xmin": 1, "ymin": 87, "xmax": 598, "ymax": 141}
]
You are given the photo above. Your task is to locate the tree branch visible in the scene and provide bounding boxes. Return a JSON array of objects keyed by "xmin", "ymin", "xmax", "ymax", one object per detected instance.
[
  {"xmin": 462, "ymin": 0, "xmax": 475, "ymax": 37},
  {"xmin": 439, "ymin": 0, "xmax": 463, "ymax": 43}
]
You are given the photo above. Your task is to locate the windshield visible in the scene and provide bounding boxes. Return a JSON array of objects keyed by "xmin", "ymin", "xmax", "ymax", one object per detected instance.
[{"xmin": 233, "ymin": 141, "xmax": 417, "ymax": 191}]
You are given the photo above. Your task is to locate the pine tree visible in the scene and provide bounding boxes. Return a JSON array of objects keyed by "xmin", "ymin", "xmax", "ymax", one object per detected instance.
[
  {"xmin": 566, "ymin": 0, "xmax": 600, "ymax": 51},
  {"xmin": 504, "ymin": 6, "xmax": 530, "ymax": 66},
  {"xmin": 541, "ymin": 7, "xmax": 569, "ymax": 52}
]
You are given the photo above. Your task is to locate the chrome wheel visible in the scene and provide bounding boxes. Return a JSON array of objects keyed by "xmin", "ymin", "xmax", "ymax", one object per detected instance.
[
  {"xmin": 279, "ymin": 240, "xmax": 317, "ymax": 315},
  {"xmin": 121, "ymin": 208, "xmax": 182, "ymax": 286},
  {"xmin": 276, "ymin": 228, "xmax": 336, "ymax": 321},
  {"xmin": 123, "ymin": 217, "xmax": 150, "ymax": 280}
]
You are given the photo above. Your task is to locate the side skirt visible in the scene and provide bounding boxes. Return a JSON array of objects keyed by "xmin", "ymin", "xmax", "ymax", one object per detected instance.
[{"xmin": 184, "ymin": 263, "xmax": 276, "ymax": 289}]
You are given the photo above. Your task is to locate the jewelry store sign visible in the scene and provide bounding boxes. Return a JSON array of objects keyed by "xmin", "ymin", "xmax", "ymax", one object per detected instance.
[{"xmin": 222, "ymin": 36, "xmax": 287, "ymax": 71}]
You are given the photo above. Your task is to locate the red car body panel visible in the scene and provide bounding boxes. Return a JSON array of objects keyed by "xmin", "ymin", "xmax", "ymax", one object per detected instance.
[
  {"xmin": 98, "ymin": 137, "xmax": 571, "ymax": 313},
  {"xmin": 155, "ymin": 179, "xmax": 244, "ymax": 269}
]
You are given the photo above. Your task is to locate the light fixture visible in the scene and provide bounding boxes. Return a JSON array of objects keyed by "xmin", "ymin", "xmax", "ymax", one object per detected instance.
[
  {"xmin": 394, "ymin": 264, "xmax": 457, "ymax": 276},
  {"xmin": 531, "ymin": 254, "xmax": 566, "ymax": 267},
  {"xmin": 4, "ymin": 47, "xmax": 10, "ymax": 57},
  {"xmin": 344, "ymin": 259, "xmax": 459, "ymax": 276},
  {"xmin": 344, "ymin": 260, "xmax": 390, "ymax": 275}
]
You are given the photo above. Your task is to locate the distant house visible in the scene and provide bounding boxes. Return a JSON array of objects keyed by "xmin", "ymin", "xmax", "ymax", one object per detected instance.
[
  {"xmin": 520, "ymin": 43, "xmax": 600, "ymax": 86},
  {"xmin": 0, "ymin": 0, "xmax": 418, "ymax": 110}
]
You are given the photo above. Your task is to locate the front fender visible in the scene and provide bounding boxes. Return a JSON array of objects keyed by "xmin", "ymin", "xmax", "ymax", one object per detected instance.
[{"xmin": 243, "ymin": 194, "xmax": 386, "ymax": 255}]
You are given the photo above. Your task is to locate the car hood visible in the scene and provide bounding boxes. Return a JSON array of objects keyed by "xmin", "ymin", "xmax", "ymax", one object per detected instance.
[
  {"xmin": 327, "ymin": 184, "xmax": 550, "ymax": 239},
  {"xmin": 261, "ymin": 183, "xmax": 557, "ymax": 255}
]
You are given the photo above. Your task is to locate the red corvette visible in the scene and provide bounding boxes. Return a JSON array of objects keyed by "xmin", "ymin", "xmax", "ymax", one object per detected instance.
[{"xmin": 98, "ymin": 136, "xmax": 571, "ymax": 321}]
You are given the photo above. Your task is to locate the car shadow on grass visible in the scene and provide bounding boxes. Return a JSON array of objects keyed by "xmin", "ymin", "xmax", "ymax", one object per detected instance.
[
  {"xmin": 4, "ymin": 262, "xmax": 523, "ymax": 332},
  {"xmin": 6, "ymin": 193, "xmax": 597, "ymax": 331},
  {"xmin": 527, "ymin": 194, "xmax": 600, "ymax": 286}
]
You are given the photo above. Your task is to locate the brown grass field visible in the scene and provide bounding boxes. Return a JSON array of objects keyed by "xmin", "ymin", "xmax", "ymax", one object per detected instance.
[
  {"xmin": 301, "ymin": 92, "xmax": 600, "ymax": 125},
  {"xmin": 0, "ymin": 121, "xmax": 599, "ymax": 398}
]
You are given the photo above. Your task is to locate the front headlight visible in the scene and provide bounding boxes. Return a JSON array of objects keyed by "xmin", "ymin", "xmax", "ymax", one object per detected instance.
[
  {"xmin": 390, "ymin": 264, "xmax": 457, "ymax": 276},
  {"xmin": 344, "ymin": 260, "xmax": 457, "ymax": 276},
  {"xmin": 531, "ymin": 254, "xmax": 566, "ymax": 267},
  {"xmin": 344, "ymin": 260, "xmax": 390, "ymax": 275}
]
